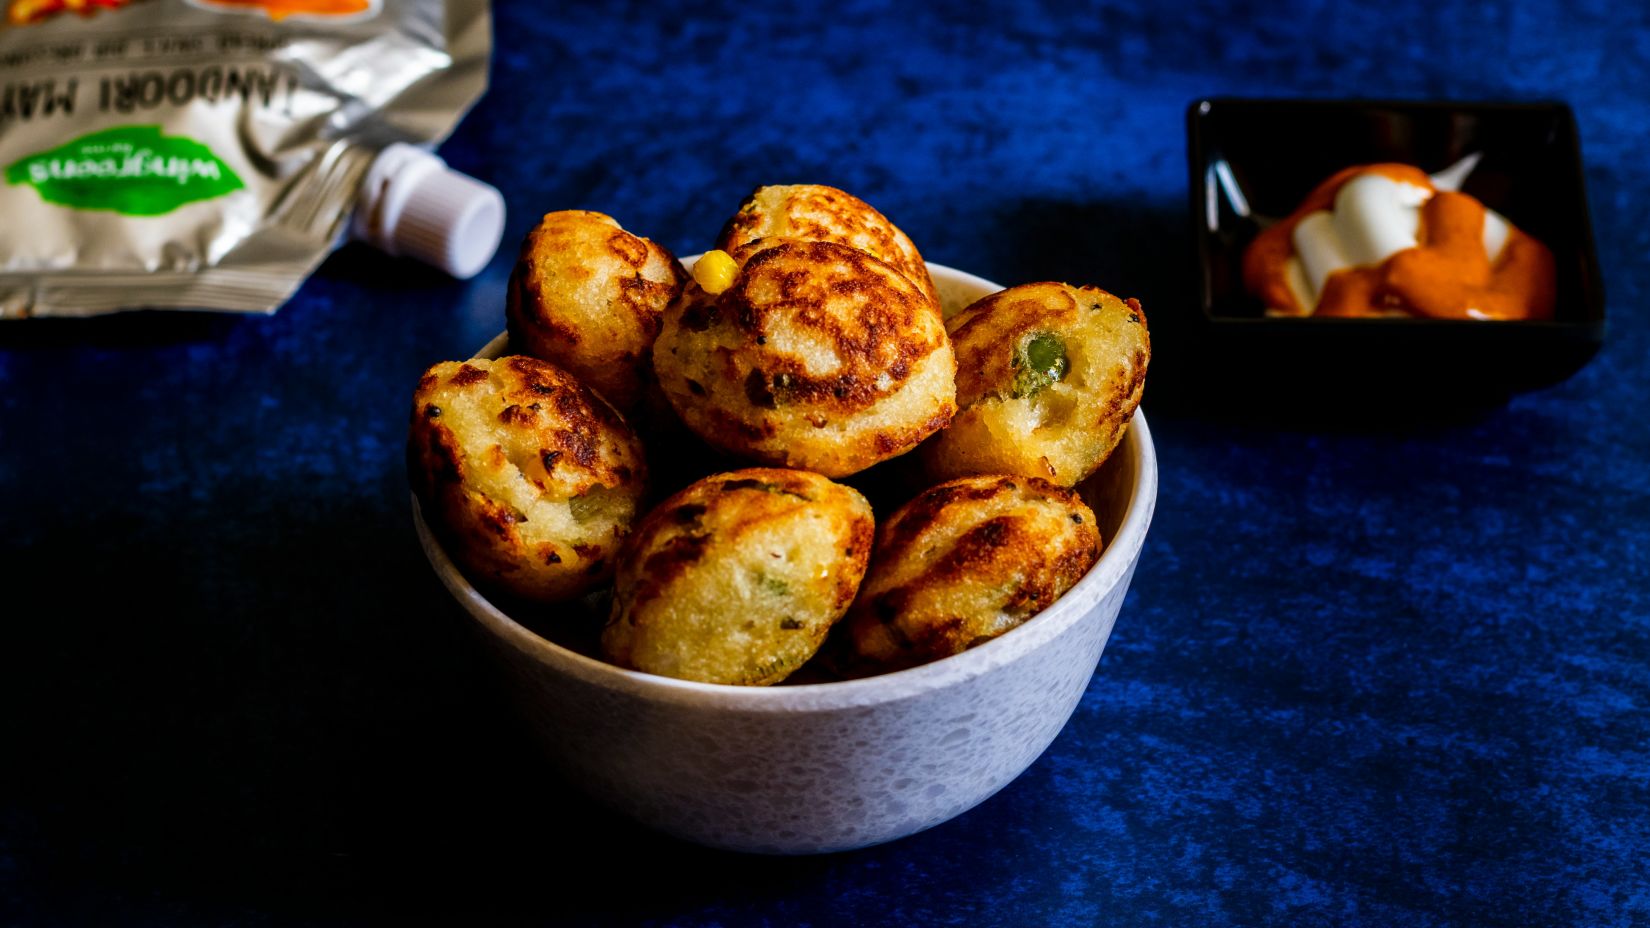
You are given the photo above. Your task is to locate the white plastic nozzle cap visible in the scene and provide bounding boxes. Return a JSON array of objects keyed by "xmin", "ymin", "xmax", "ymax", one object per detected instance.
[{"xmin": 353, "ymin": 143, "xmax": 506, "ymax": 279}]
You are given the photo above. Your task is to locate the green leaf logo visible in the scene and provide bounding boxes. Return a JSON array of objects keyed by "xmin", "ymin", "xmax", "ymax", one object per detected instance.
[{"xmin": 5, "ymin": 125, "xmax": 244, "ymax": 216}]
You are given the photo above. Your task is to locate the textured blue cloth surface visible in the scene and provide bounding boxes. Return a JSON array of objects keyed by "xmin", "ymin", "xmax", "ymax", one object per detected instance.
[{"xmin": 3, "ymin": 1, "xmax": 1648, "ymax": 925}]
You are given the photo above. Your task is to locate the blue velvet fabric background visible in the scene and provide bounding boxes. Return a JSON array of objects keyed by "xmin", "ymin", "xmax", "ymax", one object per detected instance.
[{"xmin": 3, "ymin": 1, "xmax": 1648, "ymax": 925}]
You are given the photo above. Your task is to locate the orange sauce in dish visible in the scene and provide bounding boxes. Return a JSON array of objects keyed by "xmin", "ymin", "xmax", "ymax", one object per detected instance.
[{"xmin": 1243, "ymin": 163, "xmax": 1557, "ymax": 321}]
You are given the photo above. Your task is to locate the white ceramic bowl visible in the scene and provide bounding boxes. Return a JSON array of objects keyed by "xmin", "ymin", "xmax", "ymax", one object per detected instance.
[{"xmin": 413, "ymin": 262, "xmax": 1158, "ymax": 854}]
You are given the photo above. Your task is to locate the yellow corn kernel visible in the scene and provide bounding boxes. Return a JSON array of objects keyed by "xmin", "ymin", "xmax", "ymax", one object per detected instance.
[{"xmin": 693, "ymin": 249, "xmax": 738, "ymax": 295}]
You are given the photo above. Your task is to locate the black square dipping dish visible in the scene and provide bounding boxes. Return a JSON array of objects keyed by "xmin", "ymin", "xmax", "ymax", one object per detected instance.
[{"xmin": 1175, "ymin": 98, "xmax": 1603, "ymax": 410}]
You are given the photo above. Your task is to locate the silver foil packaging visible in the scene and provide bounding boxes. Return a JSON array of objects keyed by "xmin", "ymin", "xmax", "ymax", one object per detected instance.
[{"xmin": 0, "ymin": 0, "xmax": 501, "ymax": 318}]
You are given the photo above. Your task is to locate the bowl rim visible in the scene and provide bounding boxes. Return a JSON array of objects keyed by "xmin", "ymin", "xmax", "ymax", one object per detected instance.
[{"xmin": 413, "ymin": 261, "xmax": 1159, "ymax": 712}]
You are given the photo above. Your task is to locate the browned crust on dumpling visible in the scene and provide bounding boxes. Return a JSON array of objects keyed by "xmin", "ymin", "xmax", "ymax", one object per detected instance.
[
  {"xmin": 506, "ymin": 210, "xmax": 686, "ymax": 411},
  {"xmin": 923, "ymin": 282, "xmax": 1149, "ymax": 487},
  {"xmin": 845, "ymin": 475, "xmax": 1100, "ymax": 670},
  {"xmin": 654, "ymin": 240, "xmax": 956, "ymax": 477},
  {"xmin": 409, "ymin": 356, "xmax": 646, "ymax": 602},
  {"xmin": 603, "ymin": 468, "xmax": 875, "ymax": 685},
  {"xmin": 716, "ymin": 184, "xmax": 940, "ymax": 309}
]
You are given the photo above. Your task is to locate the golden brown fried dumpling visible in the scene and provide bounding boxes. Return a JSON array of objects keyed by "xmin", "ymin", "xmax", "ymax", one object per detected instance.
[
  {"xmin": 602, "ymin": 468, "xmax": 874, "ymax": 685},
  {"xmin": 653, "ymin": 240, "xmax": 956, "ymax": 478},
  {"xmin": 506, "ymin": 210, "xmax": 687, "ymax": 412},
  {"xmin": 922, "ymin": 282, "xmax": 1148, "ymax": 487},
  {"xmin": 408, "ymin": 356, "xmax": 646, "ymax": 602},
  {"xmin": 845, "ymin": 475, "xmax": 1100, "ymax": 671},
  {"xmin": 717, "ymin": 184, "xmax": 940, "ymax": 308}
]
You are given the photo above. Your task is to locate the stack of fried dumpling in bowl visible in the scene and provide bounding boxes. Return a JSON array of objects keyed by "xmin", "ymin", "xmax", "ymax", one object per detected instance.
[{"xmin": 408, "ymin": 184, "xmax": 1150, "ymax": 686}]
